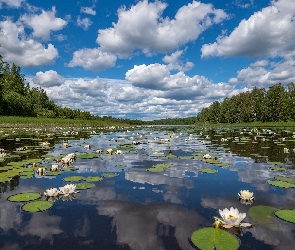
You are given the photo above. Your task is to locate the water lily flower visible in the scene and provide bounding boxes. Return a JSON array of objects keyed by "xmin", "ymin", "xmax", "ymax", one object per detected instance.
[
  {"xmin": 36, "ymin": 167, "xmax": 45, "ymax": 176},
  {"xmin": 51, "ymin": 164, "xmax": 59, "ymax": 171},
  {"xmin": 203, "ymin": 154, "xmax": 211, "ymax": 159},
  {"xmin": 115, "ymin": 150, "xmax": 122, "ymax": 155},
  {"xmin": 96, "ymin": 149, "xmax": 102, "ymax": 154},
  {"xmin": 238, "ymin": 190, "xmax": 254, "ymax": 202},
  {"xmin": 107, "ymin": 149, "xmax": 113, "ymax": 154},
  {"xmin": 216, "ymin": 207, "xmax": 247, "ymax": 228},
  {"xmin": 59, "ymin": 184, "xmax": 77, "ymax": 196},
  {"xmin": 44, "ymin": 188, "xmax": 59, "ymax": 197},
  {"xmin": 63, "ymin": 142, "xmax": 69, "ymax": 148},
  {"xmin": 84, "ymin": 144, "xmax": 91, "ymax": 150}
]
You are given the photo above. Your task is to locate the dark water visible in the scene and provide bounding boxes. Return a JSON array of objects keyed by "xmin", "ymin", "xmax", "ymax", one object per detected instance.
[{"xmin": 0, "ymin": 126, "xmax": 295, "ymax": 250}]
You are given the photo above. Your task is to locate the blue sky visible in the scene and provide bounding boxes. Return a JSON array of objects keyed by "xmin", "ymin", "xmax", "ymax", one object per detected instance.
[{"xmin": 1, "ymin": 0, "xmax": 294, "ymax": 120}]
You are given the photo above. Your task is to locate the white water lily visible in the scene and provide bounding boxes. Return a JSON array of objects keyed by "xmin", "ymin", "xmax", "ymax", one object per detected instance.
[
  {"xmin": 238, "ymin": 190, "xmax": 254, "ymax": 202},
  {"xmin": 44, "ymin": 188, "xmax": 59, "ymax": 197},
  {"xmin": 216, "ymin": 207, "xmax": 247, "ymax": 228},
  {"xmin": 107, "ymin": 148, "xmax": 113, "ymax": 154},
  {"xmin": 203, "ymin": 153, "xmax": 211, "ymax": 159},
  {"xmin": 59, "ymin": 184, "xmax": 77, "ymax": 196},
  {"xmin": 115, "ymin": 150, "xmax": 122, "ymax": 155},
  {"xmin": 51, "ymin": 164, "xmax": 59, "ymax": 171}
]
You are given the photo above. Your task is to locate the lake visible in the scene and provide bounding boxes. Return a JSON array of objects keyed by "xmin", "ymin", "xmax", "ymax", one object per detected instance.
[{"xmin": 0, "ymin": 126, "xmax": 294, "ymax": 250}]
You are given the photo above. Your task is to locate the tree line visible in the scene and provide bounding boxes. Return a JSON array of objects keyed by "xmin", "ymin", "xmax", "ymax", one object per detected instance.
[
  {"xmin": 0, "ymin": 53, "xmax": 128, "ymax": 124},
  {"xmin": 196, "ymin": 83, "xmax": 295, "ymax": 123}
]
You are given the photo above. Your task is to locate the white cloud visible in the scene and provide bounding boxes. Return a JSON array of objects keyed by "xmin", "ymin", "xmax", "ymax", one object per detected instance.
[
  {"xmin": 68, "ymin": 48, "xmax": 117, "ymax": 71},
  {"xmin": 162, "ymin": 50, "xmax": 194, "ymax": 72},
  {"xmin": 96, "ymin": 0, "xmax": 228, "ymax": 57},
  {"xmin": 77, "ymin": 16, "xmax": 93, "ymax": 30},
  {"xmin": 0, "ymin": 0, "xmax": 23, "ymax": 9},
  {"xmin": 80, "ymin": 6, "xmax": 96, "ymax": 15},
  {"xmin": 235, "ymin": 58, "xmax": 295, "ymax": 88},
  {"xmin": 33, "ymin": 70, "xmax": 64, "ymax": 87},
  {"xmin": 201, "ymin": 0, "xmax": 295, "ymax": 58},
  {"xmin": 20, "ymin": 6, "xmax": 67, "ymax": 41},
  {"xmin": 0, "ymin": 19, "xmax": 58, "ymax": 67}
]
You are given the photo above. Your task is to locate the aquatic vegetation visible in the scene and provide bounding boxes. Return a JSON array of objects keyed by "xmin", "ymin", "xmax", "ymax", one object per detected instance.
[
  {"xmin": 238, "ymin": 190, "xmax": 254, "ymax": 202},
  {"xmin": 21, "ymin": 200, "xmax": 53, "ymax": 212},
  {"xmin": 59, "ymin": 184, "xmax": 78, "ymax": 196},
  {"xmin": 44, "ymin": 188, "xmax": 59, "ymax": 197},
  {"xmin": 215, "ymin": 207, "xmax": 250, "ymax": 228},
  {"xmin": 147, "ymin": 163, "xmax": 173, "ymax": 172},
  {"xmin": 8, "ymin": 192, "xmax": 41, "ymax": 202},
  {"xmin": 275, "ymin": 209, "xmax": 295, "ymax": 224}
]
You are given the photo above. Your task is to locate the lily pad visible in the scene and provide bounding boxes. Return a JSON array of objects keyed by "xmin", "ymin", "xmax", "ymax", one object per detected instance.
[
  {"xmin": 61, "ymin": 167, "xmax": 79, "ymax": 171},
  {"xmin": 102, "ymin": 173, "xmax": 119, "ymax": 178},
  {"xmin": 275, "ymin": 209, "xmax": 295, "ymax": 224},
  {"xmin": 269, "ymin": 166, "xmax": 285, "ymax": 171},
  {"xmin": 147, "ymin": 163, "xmax": 173, "ymax": 172},
  {"xmin": 267, "ymin": 180, "xmax": 295, "ymax": 188},
  {"xmin": 63, "ymin": 176, "xmax": 85, "ymax": 182},
  {"xmin": 274, "ymin": 176, "xmax": 295, "ymax": 183},
  {"xmin": 190, "ymin": 227, "xmax": 240, "ymax": 250},
  {"xmin": 84, "ymin": 176, "xmax": 103, "ymax": 182},
  {"xmin": 248, "ymin": 205, "xmax": 278, "ymax": 226},
  {"xmin": 116, "ymin": 164, "xmax": 127, "ymax": 168},
  {"xmin": 75, "ymin": 182, "xmax": 95, "ymax": 190},
  {"xmin": 199, "ymin": 168, "xmax": 218, "ymax": 173},
  {"xmin": 44, "ymin": 171, "xmax": 62, "ymax": 176},
  {"xmin": 8, "ymin": 192, "xmax": 41, "ymax": 202},
  {"xmin": 21, "ymin": 200, "xmax": 52, "ymax": 212}
]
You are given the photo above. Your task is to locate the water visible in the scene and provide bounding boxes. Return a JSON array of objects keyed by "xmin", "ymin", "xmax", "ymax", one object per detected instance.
[{"xmin": 0, "ymin": 126, "xmax": 295, "ymax": 249}]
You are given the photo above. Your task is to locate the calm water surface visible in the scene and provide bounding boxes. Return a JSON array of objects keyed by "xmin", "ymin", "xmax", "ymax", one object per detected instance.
[{"xmin": 0, "ymin": 126, "xmax": 295, "ymax": 250}]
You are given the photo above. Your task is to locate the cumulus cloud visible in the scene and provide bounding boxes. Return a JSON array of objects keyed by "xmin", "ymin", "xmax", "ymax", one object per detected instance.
[
  {"xmin": 0, "ymin": 19, "xmax": 58, "ymax": 67},
  {"xmin": 77, "ymin": 16, "xmax": 93, "ymax": 30},
  {"xmin": 96, "ymin": 0, "xmax": 228, "ymax": 57},
  {"xmin": 80, "ymin": 6, "xmax": 96, "ymax": 15},
  {"xmin": 33, "ymin": 70, "xmax": 64, "ymax": 87},
  {"xmin": 0, "ymin": 0, "xmax": 23, "ymax": 9},
  {"xmin": 201, "ymin": 0, "xmax": 295, "ymax": 58},
  {"xmin": 162, "ymin": 50, "xmax": 194, "ymax": 71},
  {"xmin": 20, "ymin": 6, "xmax": 67, "ymax": 41},
  {"xmin": 234, "ymin": 58, "xmax": 295, "ymax": 88},
  {"xmin": 68, "ymin": 48, "xmax": 117, "ymax": 71}
]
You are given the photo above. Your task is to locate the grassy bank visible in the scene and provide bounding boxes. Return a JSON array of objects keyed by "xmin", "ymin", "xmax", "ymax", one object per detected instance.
[{"xmin": 0, "ymin": 116, "xmax": 130, "ymax": 128}]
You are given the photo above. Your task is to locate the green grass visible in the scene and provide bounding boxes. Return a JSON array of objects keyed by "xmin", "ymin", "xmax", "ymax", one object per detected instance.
[{"xmin": 0, "ymin": 116, "xmax": 130, "ymax": 128}]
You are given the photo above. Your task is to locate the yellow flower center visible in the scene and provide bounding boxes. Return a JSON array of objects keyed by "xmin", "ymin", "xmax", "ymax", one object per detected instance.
[{"xmin": 227, "ymin": 215, "xmax": 236, "ymax": 219}]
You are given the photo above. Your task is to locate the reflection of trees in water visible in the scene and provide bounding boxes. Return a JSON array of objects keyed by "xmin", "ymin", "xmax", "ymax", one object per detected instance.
[{"xmin": 0, "ymin": 176, "xmax": 19, "ymax": 194}]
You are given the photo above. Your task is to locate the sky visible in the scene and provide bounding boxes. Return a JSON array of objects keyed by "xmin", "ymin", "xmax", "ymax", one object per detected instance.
[{"xmin": 1, "ymin": 0, "xmax": 295, "ymax": 120}]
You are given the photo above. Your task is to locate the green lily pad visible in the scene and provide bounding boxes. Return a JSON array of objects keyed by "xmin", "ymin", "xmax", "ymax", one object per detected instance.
[
  {"xmin": 84, "ymin": 176, "xmax": 103, "ymax": 182},
  {"xmin": 268, "ymin": 162, "xmax": 283, "ymax": 165},
  {"xmin": 267, "ymin": 180, "xmax": 295, "ymax": 188},
  {"xmin": 63, "ymin": 176, "xmax": 85, "ymax": 182},
  {"xmin": 8, "ymin": 192, "xmax": 41, "ymax": 202},
  {"xmin": 274, "ymin": 176, "xmax": 295, "ymax": 183},
  {"xmin": 270, "ymin": 166, "xmax": 285, "ymax": 171},
  {"xmin": 147, "ymin": 163, "xmax": 173, "ymax": 172},
  {"xmin": 102, "ymin": 173, "xmax": 119, "ymax": 178},
  {"xmin": 248, "ymin": 205, "xmax": 278, "ymax": 226},
  {"xmin": 275, "ymin": 209, "xmax": 295, "ymax": 224},
  {"xmin": 190, "ymin": 227, "xmax": 240, "ymax": 250},
  {"xmin": 116, "ymin": 164, "xmax": 127, "ymax": 168},
  {"xmin": 199, "ymin": 168, "xmax": 218, "ymax": 173},
  {"xmin": 0, "ymin": 176, "xmax": 12, "ymax": 182},
  {"xmin": 178, "ymin": 156, "xmax": 194, "ymax": 160},
  {"xmin": 75, "ymin": 182, "xmax": 95, "ymax": 190},
  {"xmin": 21, "ymin": 200, "xmax": 52, "ymax": 212},
  {"xmin": 61, "ymin": 167, "xmax": 79, "ymax": 171},
  {"xmin": 44, "ymin": 171, "xmax": 62, "ymax": 176}
]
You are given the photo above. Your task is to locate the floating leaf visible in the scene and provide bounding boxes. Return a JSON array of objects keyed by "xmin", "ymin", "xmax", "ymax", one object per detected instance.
[
  {"xmin": 116, "ymin": 164, "xmax": 127, "ymax": 168},
  {"xmin": 84, "ymin": 176, "xmax": 103, "ymax": 182},
  {"xmin": 275, "ymin": 209, "xmax": 295, "ymax": 224},
  {"xmin": 269, "ymin": 166, "xmax": 285, "ymax": 171},
  {"xmin": 8, "ymin": 192, "xmax": 41, "ymax": 202},
  {"xmin": 61, "ymin": 167, "xmax": 79, "ymax": 171},
  {"xmin": 75, "ymin": 182, "xmax": 95, "ymax": 190},
  {"xmin": 274, "ymin": 176, "xmax": 295, "ymax": 183},
  {"xmin": 199, "ymin": 168, "xmax": 218, "ymax": 173},
  {"xmin": 22, "ymin": 200, "xmax": 52, "ymax": 212},
  {"xmin": 248, "ymin": 205, "xmax": 278, "ymax": 226},
  {"xmin": 147, "ymin": 163, "xmax": 173, "ymax": 172},
  {"xmin": 102, "ymin": 172, "xmax": 119, "ymax": 178},
  {"xmin": 267, "ymin": 180, "xmax": 295, "ymax": 188},
  {"xmin": 63, "ymin": 176, "xmax": 85, "ymax": 182},
  {"xmin": 45, "ymin": 171, "xmax": 62, "ymax": 176},
  {"xmin": 190, "ymin": 227, "xmax": 240, "ymax": 250}
]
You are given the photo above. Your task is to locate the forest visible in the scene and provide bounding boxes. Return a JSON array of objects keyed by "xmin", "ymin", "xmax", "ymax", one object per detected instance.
[{"xmin": 0, "ymin": 54, "xmax": 129, "ymax": 124}]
